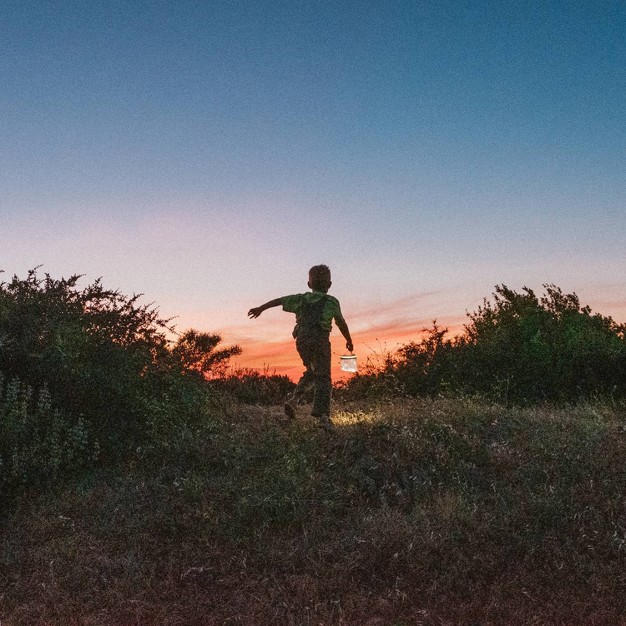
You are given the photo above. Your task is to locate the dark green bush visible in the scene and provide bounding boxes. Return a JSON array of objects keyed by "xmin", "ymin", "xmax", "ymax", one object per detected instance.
[
  {"xmin": 0, "ymin": 269, "xmax": 173, "ymax": 443},
  {"xmin": 343, "ymin": 285, "xmax": 626, "ymax": 403},
  {"xmin": 0, "ymin": 268, "xmax": 240, "ymax": 496},
  {"xmin": 454, "ymin": 285, "xmax": 626, "ymax": 402}
]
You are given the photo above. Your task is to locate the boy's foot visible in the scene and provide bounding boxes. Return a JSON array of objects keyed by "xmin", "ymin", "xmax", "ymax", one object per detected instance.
[
  {"xmin": 316, "ymin": 414, "xmax": 334, "ymax": 432},
  {"xmin": 284, "ymin": 401, "xmax": 297, "ymax": 419}
]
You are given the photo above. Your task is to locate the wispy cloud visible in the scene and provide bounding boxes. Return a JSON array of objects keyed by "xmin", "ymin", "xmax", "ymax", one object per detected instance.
[{"xmin": 348, "ymin": 291, "xmax": 442, "ymax": 324}]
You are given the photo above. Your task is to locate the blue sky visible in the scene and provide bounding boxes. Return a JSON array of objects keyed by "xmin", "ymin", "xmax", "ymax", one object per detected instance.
[{"xmin": 2, "ymin": 1, "xmax": 625, "ymax": 374}]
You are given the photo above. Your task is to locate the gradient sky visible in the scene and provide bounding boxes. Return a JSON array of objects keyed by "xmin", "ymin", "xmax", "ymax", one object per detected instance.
[{"xmin": 2, "ymin": 1, "xmax": 625, "ymax": 379}]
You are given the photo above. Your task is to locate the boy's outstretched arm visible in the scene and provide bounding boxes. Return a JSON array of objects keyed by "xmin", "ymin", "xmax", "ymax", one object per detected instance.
[
  {"xmin": 248, "ymin": 298, "xmax": 282, "ymax": 319},
  {"xmin": 336, "ymin": 318, "xmax": 354, "ymax": 353}
]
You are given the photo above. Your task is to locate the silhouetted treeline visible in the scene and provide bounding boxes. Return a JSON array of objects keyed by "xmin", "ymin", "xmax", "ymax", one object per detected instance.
[
  {"xmin": 211, "ymin": 369, "xmax": 295, "ymax": 405},
  {"xmin": 341, "ymin": 285, "xmax": 626, "ymax": 404}
]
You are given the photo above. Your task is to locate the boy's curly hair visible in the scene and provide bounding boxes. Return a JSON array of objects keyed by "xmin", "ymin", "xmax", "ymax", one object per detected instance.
[{"xmin": 308, "ymin": 265, "xmax": 331, "ymax": 292}]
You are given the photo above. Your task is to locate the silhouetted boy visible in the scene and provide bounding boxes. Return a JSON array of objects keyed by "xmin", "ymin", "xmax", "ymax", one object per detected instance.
[{"xmin": 248, "ymin": 265, "xmax": 353, "ymax": 430}]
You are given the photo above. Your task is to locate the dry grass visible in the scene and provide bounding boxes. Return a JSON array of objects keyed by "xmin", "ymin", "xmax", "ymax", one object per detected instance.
[{"xmin": 2, "ymin": 398, "xmax": 626, "ymax": 625}]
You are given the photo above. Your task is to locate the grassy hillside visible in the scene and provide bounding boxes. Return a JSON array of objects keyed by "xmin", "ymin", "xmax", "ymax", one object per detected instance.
[{"xmin": 2, "ymin": 398, "xmax": 626, "ymax": 625}]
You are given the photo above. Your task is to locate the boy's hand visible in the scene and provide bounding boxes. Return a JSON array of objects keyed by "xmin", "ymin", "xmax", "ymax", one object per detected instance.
[
  {"xmin": 346, "ymin": 340, "xmax": 353, "ymax": 352},
  {"xmin": 248, "ymin": 298, "xmax": 282, "ymax": 319}
]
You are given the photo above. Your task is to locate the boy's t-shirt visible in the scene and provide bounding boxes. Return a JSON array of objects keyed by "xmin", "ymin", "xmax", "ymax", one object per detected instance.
[{"xmin": 281, "ymin": 291, "xmax": 345, "ymax": 337}]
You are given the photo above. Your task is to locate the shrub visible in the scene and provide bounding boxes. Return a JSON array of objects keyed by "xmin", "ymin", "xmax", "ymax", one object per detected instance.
[
  {"xmin": 0, "ymin": 268, "xmax": 241, "ymax": 495},
  {"xmin": 171, "ymin": 329, "xmax": 242, "ymax": 379},
  {"xmin": 211, "ymin": 369, "xmax": 295, "ymax": 405},
  {"xmin": 455, "ymin": 284, "xmax": 626, "ymax": 402},
  {"xmin": 0, "ymin": 269, "xmax": 174, "ymax": 444},
  {"xmin": 342, "ymin": 285, "xmax": 626, "ymax": 403}
]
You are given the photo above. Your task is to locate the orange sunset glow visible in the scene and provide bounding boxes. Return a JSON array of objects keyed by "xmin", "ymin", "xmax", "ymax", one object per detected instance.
[
  {"xmin": 218, "ymin": 288, "xmax": 475, "ymax": 381},
  {"xmin": 233, "ymin": 317, "xmax": 467, "ymax": 381},
  {"xmin": 218, "ymin": 285, "xmax": 626, "ymax": 382}
]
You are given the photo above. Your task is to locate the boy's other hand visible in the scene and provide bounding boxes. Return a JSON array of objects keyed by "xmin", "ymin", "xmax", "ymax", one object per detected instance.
[
  {"xmin": 248, "ymin": 307, "xmax": 263, "ymax": 319},
  {"xmin": 346, "ymin": 340, "xmax": 353, "ymax": 352}
]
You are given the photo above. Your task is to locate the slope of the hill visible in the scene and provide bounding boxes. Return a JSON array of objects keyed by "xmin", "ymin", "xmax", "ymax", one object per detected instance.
[{"xmin": 2, "ymin": 398, "xmax": 626, "ymax": 625}]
